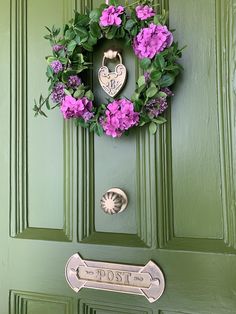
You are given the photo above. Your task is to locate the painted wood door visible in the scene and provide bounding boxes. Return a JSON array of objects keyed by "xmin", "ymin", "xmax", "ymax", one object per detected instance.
[{"xmin": 0, "ymin": 0, "xmax": 235, "ymax": 313}]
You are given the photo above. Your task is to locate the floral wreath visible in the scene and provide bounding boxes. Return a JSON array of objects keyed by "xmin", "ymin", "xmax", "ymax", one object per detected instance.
[{"xmin": 34, "ymin": 0, "xmax": 184, "ymax": 138}]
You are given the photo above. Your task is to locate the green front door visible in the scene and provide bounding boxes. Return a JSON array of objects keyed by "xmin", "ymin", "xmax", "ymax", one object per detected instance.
[{"xmin": 0, "ymin": 0, "xmax": 236, "ymax": 313}]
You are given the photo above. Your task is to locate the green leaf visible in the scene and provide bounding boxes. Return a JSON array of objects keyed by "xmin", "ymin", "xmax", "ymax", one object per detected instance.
[
  {"xmin": 150, "ymin": 70, "xmax": 162, "ymax": 81},
  {"xmin": 160, "ymin": 74, "xmax": 175, "ymax": 87},
  {"xmin": 82, "ymin": 42, "xmax": 93, "ymax": 52},
  {"xmin": 67, "ymin": 40, "xmax": 77, "ymax": 52},
  {"xmin": 88, "ymin": 33, "xmax": 98, "ymax": 46},
  {"xmin": 105, "ymin": 26, "xmax": 117, "ymax": 39},
  {"xmin": 89, "ymin": 9, "xmax": 101, "ymax": 22},
  {"xmin": 64, "ymin": 89, "xmax": 72, "ymax": 96},
  {"xmin": 77, "ymin": 53, "xmax": 84, "ymax": 64},
  {"xmin": 137, "ymin": 75, "xmax": 145, "ymax": 87},
  {"xmin": 46, "ymin": 65, "xmax": 53, "ymax": 78},
  {"xmin": 134, "ymin": 99, "xmax": 143, "ymax": 111},
  {"xmin": 153, "ymin": 116, "xmax": 167, "ymax": 124},
  {"xmin": 95, "ymin": 123, "xmax": 104, "ymax": 136},
  {"xmin": 90, "ymin": 22, "xmax": 101, "ymax": 38},
  {"xmin": 154, "ymin": 54, "xmax": 165, "ymax": 70},
  {"xmin": 153, "ymin": 15, "xmax": 160, "ymax": 25},
  {"xmin": 99, "ymin": 3, "xmax": 107, "ymax": 11},
  {"xmin": 157, "ymin": 91, "xmax": 167, "ymax": 98},
  {"xmin": 85, "ymin": 90, "xmax": 94, "ymax": 101},
  {"xmin": 131, "ymin": 92, "xmax": 140, "ymax": 102},
  {"xmin": 75, "ymin": 26, "xmax": 89, "ymax": 41},
  {"xmin": 46, "ymin": 98, "xmax": 50, "ymax": 110},
  {"xmin": 149, "ymin": 122, "xmax": 157, "ymax": 134},
  {"xmin": 124, "ymin": 19, "xmax": 136, "ymax": 31},
  {"xmin": 146, "ymin": 86, "xmax": 158, "ymax": 98},
  {"xmin": 65, "ymin": 29, "xmax": 75, "ymax": 40},
  {"xmin": 75, "ymin": 13, "xmax": 90, "ymax": 26},
  {"xmin": 116, "ymin": 27, "xmax": 125, "ymax": 38},
  {"xmin": 140, "ymin": 58, "xmax": 151, "ymax": 70},
  {"xmin": 130, "ymin": 25, "xmax": 138, "ymax": 36},
  {"xmin": 46, "ymin": 56, "xmax": 57, "ymax": 64},
  {"xmin": 137, "ymin": 84, "xmax": 146, "ymax": 93},
  {"xmin": 74, "ymin": 89, "xmax": 85, "ymax": 98}
]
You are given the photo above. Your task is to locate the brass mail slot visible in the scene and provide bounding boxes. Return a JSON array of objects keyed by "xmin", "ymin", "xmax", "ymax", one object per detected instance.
[{"xmin": 65, "ymin": 253, "xmax": 165, "ymax": 303}]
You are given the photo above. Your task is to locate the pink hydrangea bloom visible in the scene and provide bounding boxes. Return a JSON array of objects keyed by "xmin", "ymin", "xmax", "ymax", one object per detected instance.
[
  {"xmin": 101, "ymin": 99, "xmax": 139, "ymax": 138},
  {"xmin": 135, "ymin": 5, "xmax": 155, "ymax": 20},
  {"xmin": 100, "ymin": 5, "xmax": 124, "ymax": 27},
  {"xmin": 133, "ymin": 23, "xmax": 173, "ymax": 59},
  {"xmin": 60, "ymin": 95, "xmax": 93, "ymax": 121}
]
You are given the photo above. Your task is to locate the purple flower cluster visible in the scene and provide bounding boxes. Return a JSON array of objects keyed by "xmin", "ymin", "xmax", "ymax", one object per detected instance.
[
  {"xmin": 100, "ymin": 5, "xmax": 124, "ymax": 27},
  {"xmin": 101, "ymin": 99, "xmax": 139, "ymax": 138},
  {"xmin": 60, "ymin": 95, "xmax": 94, "ymax": 121},
  {"xmin": 51, "ymin": 82, "xmax": 65, "ymax": 104},
  {"xmin": 135, "ymin": 5, "xmax": 155, "ymax": 20},
  {"xmin": 68, "ymin": 75, "xmax": 82, "ymax": 88},
  {"xmin": 145, "ymin": 88, "xmax": 173, "ymax": 118},
  {"xmin": 50, "ymin": 60, "xmax": 63, "ymax": 73},
  {"xmin": 52, "ymin": 45, "xmax": 64, "ymax": 52},
  {"xmin": 133, "ymin": 23, "xmax": 173, "ymax": 59}
]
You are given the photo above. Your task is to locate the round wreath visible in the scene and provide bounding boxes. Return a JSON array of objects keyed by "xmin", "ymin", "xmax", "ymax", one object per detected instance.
[{"xmin": 34, "ymin": 0, "xmax": 184, "ymax": 138}]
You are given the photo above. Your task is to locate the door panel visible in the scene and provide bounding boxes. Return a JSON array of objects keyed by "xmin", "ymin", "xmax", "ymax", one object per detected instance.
[{"xmin": 0, "ymin": 0, "xmax": 235, "ymax": 313}]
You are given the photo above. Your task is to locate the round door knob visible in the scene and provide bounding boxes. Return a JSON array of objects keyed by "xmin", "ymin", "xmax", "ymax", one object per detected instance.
[{"xmin": 100, "ymin": 188, "xmax": 128, "ymax": 215}]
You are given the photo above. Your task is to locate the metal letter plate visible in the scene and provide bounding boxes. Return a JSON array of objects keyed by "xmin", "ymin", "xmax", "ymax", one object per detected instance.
[{"xmin": 65, "ymin": 253, "xmax": 165, "ymax": 303}]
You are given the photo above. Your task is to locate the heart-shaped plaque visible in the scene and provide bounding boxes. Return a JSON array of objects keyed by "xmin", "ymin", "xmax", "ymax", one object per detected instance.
[{"xmin": 98, "ymin": 50, "xmax": 127, "ymax": 98}]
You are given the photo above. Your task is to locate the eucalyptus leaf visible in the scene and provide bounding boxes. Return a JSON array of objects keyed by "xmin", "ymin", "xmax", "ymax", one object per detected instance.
[
  {"xmin": 46, "ymin": 65, "xmax": 53, "ymax": 78},
  {"xmin": 150, "ymin": 70, "xmax": 162, "ymax": 81},
  {"xmin": 74, "ymin": 89, "xmax": 85, "ymax": 98},
  {"xmin": 146, "ymin": 86, "xmax": 158, "ymax": 98},
  {"xmin": 85, "ymin": 90, "xmax": 94, "ymax": 101},
  {"xmin": 149, "ymin": 122, "xmax": 157, "ymax": 134},
  {"xmin": 137, "ymin": 75, "xmax": 145, "ymax": 87},
  {"xmin": 131, "ymin": 92, "xmax": 140, "ymax": 102},
  {"xmin": 153, "ymin": 116, "xmax": 167, "ymax": 124},
  {"xmin": 95, "ymin": 123, "xmax": 104, "ymax": 136},
  {"xmin": 160, "ymin": 74, "xmax": 175, "ymax": 87}
]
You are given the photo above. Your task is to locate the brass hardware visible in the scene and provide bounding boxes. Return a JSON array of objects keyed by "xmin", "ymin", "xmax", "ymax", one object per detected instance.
[
  {"xmin": 98, "ymin": 50, "xmax": 127, "ymax": 97},
  {"xmin": 65, "ymin": 253, "xmax": 165, "ymax": 303},
  {"xmin": 100, "ymin": 188, "xmax": 128, "ymax": 214}
]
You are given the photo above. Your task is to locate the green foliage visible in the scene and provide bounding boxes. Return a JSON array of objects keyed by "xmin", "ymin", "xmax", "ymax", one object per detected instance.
[{"xmin": 140, "ymin": 58, "xmax": 151, "ymax": 70}]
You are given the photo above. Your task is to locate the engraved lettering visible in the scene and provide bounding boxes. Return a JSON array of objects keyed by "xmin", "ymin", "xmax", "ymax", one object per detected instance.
[
  {"xmin": 107, "ymin": 270, "xmax": 114, "ymax": 281},
  {"xmin": 96, "ymin": 269, "xmax": 105, "ymax": 281},
  {"xmin": 123, "ymin": 272, "xmax": 132, "ymax": 285},
  {"xmin": 134, "ymin": 276, "xmax": 144, "ymax": 281},
  {"xmin": 115, "ymin": 271, "xmax": 122, "ymax": 282}
]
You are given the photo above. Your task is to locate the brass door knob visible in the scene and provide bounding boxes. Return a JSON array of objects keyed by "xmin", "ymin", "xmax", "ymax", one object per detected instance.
[{"xmin": 100, "ymin": 188, "xmax": 128, "ymax": 215}]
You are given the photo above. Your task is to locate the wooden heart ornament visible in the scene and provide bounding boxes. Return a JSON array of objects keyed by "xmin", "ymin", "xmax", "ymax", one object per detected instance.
[{"xmin": 98, "ymin": 50, "xmax": 127, "ymax": 98}]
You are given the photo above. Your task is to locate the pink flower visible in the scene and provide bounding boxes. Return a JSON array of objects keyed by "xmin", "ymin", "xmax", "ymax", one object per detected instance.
[
  {"xmin": 101, "ymin": 99, "xmax": 139, "ymax": 138},
  {"xmin": 133, "ymin": 23, "xmax": 173, "ymax": 59},
  {"xmin": 135, "ymin": 5, "xmax": 155, "ymax": 20},
  {"xmin": 100, "ymin": 5, "xmax": 124, "ymax": 27},
  {"xmin": 60, "ymin": 95, "xmax": 94, "ymax": 121}
]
